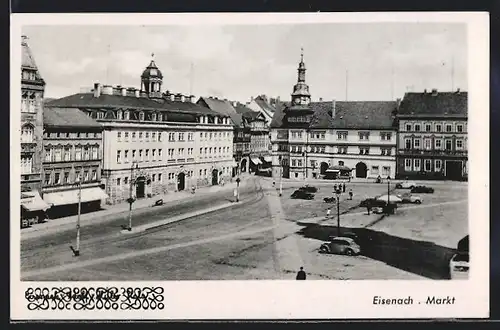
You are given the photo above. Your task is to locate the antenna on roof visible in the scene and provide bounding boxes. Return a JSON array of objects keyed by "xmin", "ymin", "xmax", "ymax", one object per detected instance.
[
  {"xmin": 451, "ymin": 55, "xmax": 455, "ymax": 92},
  {"xmin": 345, "ymin": 69, "xmax": 349, "ymax": 101}
]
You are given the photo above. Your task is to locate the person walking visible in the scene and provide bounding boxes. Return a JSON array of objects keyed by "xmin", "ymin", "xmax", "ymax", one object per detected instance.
[
  {"xmin": 296, "ymin": 267, "xmax": 306, "ymax": 280},
  {"xmin": 342, "ymin": 182, "xmax": 346, "ymax": 193},
  {"xmin": 326, "ymin": 208, "xmax": 331, "ymax": 219},
  {"xmin": 348, "ymin": 189, "xmax": 353, "ymax": 200}
]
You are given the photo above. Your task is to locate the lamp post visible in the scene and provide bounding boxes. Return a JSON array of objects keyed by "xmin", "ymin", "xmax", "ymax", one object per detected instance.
[
  {"xmin": 235, "ymin": 177, "xmax": 241, "ymax": 202},
  {"xmin": 336, "ymin": 189, "xmax": 341, "ymax": 236},
  {"xmin": 126, "ymin": 161, "xmax": 139, "ymax": 231},
  {"xmin": 386, "ymin": 177, "xmax": 391, "ymax": 215},
  {"xmin": 278, "ymin": 155, "xmax": 283, "ymax": 196},
  {"xmin": 72, "ymin": 171, "xmax": 83, "ymax": 257}
]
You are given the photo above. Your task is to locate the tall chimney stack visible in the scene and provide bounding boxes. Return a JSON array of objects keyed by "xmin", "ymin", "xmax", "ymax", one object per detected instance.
[{"xmin": 93, "ymin": 83, "xmax": 102, "ymax": 98}]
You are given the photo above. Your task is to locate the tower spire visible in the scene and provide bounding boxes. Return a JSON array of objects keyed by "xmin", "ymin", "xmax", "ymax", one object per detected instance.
[
  {"xmin": 290, "ymin": 49, "xmax": 311, "ymax": 106},
  {"xmin": 300, "ymin": 47, "xmax": 304, "ymax": 63}
]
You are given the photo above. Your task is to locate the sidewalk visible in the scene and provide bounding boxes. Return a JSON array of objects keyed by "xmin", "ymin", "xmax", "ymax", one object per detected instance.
[
  {"xmin": 260, "ymin": 176, "xmax": 467, "ymax": 186},
  {"xmin": 21, "ymin": 175, "xmax": 252, "ymax": 238}
]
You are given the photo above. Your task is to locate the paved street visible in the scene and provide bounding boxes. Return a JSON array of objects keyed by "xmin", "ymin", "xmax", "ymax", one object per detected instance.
[{"xmin": 21, "ymin": 177, "xmax": 467, "ymax": 281}]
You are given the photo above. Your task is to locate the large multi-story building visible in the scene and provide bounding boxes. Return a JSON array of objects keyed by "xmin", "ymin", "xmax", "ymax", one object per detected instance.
[
  {"xmin": 395, "ymin": 89, "xmax": 468, "ymax": 181},
  {"xmin": 20, "ymin": 35, "xmax": 51, "ymax": 223},
  {"xmin": 41, "ymin": 107, "xmax": 107, "ymax": 217},
  {"xmin": 270, "ymin": 50, "xmax": 398, "ymax": 180},
  {"xmin": 47, "ymin": 58, "xmax": 234, "ymax": 204}
]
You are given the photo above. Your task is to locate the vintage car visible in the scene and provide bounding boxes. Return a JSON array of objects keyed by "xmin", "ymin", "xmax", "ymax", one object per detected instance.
[
  {"xmin": 449, "ymin": 235, "xmax": 469, "ymax": 280},
  {"xmin": 411, "ymin": 186, "xmax": 435, "ymax": 193},
  {"xmin": 291, "ymin": 190, "xmax": 315, "ymax": 200},
  {"xmin": 395, "ymin": 181, "xmax": 417, "ymax": 189},
  {"xmin": 319, "ymin": 236, "xmax": 361, "ymax": 256},
  {"xmin": 323, "ymin": 196, "xmax": 337, "ymax": 203},
  {"xmin": 377, "ymin": 193, "xmax": 422, "ymax": 204},
  {"xmin": 298, "ymin": 185, "xmax": 318, "ymax": 193}
]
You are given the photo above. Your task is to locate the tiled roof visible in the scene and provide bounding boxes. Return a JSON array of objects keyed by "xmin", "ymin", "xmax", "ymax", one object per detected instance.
[
  {"xmin": 398, "ymin": 91, "xmax": 467, "ymax": 117},
  {"xmin": 197, "ymin": 97, "xmax": 243, "ymax": 126},
  {"xmin": 44, "ymin": 107, "xmax": 103, "ymax": 129},
  {"xmin": 271, "ymin": 101, "xmax": 397, "ymax": 130},
  {"xmin": 46, "ymin": 93, "xmax": 222, "ymax": 117},
  {"xmin": 254, "ymin": 96, "xmax": 276, "ymax": 117}
]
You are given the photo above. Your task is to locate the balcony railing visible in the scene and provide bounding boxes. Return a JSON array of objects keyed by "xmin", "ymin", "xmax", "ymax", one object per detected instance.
[{"xmin": 398, "ymin": 149, "xmax": 467, "ymax": 157}]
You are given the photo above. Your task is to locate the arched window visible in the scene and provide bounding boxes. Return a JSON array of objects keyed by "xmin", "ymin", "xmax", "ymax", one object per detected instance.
[
  {"xmin": 139, "ymin": 112, "xmax": 145, "ymax": 121},
  {"xmin": 20, "ymin": 125, "xmax": 34, "ymax": 143},
  {"xmin": 117, "ymin": 110, "xmax": 123, "ymax": 120},
  {"xmin": 28, "ymin": 95, "xmax": 36, "ymax": 113}
]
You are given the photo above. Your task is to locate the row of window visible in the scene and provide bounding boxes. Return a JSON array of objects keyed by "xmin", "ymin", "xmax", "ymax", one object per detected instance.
[
  {"xmin": 21, "ymin": 156, "xmax": 33, "ymax": 174},
  {"xmin": 20, "ymin": 96, "xmax": 37, "ymax": 113},
  {"xmin": 44, "ymin": 132, "xmax": 100, "ymax": 139},
  {"xmin": 289, "ymin": 131, "xmax": 393, "ymax": 141},
  {"xmin": 117, "ymin": 148, "xmax": 164, "ymax": 163},
  {"xmin": 403, "ymin": 138, "xmax": 465, "ymax": 150},
  {"xmin": 44, "ymin": 167, "xmax": 99, "ymax": 186},
  {"xmin": 115, "ymin": 167, "xmax": 232, "ymax": 186},
  {"xmin": 116, "ymin": 131, "xmax": 231, "ymax": 142},
  {"xmin": 404, "ymin": 122, "xmax": 465, "ymax": 133},
  {"xmin": 370, "ymin": 166, "xmax": 392, "ymax": 176},
  {"xmin": 114, "ymin": 109, "xmax": 231, "ymax": 125},
  {"xmin": 45, "ymin": 145, "xmax": 100, "ymax": 162},
  {"xmin": 21, "ymin": 126, "xmax": 34, "ymax": 143},
  {"xmin": 118, "ymin": 131, "xmax": 164, "ymax": 142},
  {"xmin": 404, "ymin": 159, "xmax": 443, "ymax": 172},
  {"xmin": 288, "ymin": 145, "xmax": 392, "ymax": 156}
]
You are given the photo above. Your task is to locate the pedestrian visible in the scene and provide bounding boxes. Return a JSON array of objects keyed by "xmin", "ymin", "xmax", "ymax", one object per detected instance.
[
  {"xmin": 342, "ymin": 182, "xmax": 346, "ymax": 193},
  {"xmin": 349, "ymin": 189, "xmax": 353, "ymax": 200},
  {"xmin": 296, "ymin": 267, "xmax": 306, "ymax": 280},
  {"xmin": 367, "ymin": 205, "xmax": 371, "ymax": 215},
  {"xmin": 326, "ymin": 208, "xmax": 331, "ymax": 218},
  {"xmin": 272, "ymin": 180, "xmax": 275, "ymax": 187},
  {"xmin": 334, "ymin": 184, "xmax": 338, "ymax": 192}
]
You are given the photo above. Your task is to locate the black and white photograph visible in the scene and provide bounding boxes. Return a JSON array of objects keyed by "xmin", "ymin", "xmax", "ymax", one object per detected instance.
[{"xmin": 11, "ymin": 13, "xmax": 489, "ymax": 320}]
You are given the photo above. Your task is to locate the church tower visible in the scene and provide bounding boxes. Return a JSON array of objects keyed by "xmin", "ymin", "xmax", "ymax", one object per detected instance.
[
  {"xmin": 290, "ymin": 47, "xmax": 311, "ymax": 106},
  {"xmin": 141, "ymin": 54, "xmax": 163, "ymax": 99}
]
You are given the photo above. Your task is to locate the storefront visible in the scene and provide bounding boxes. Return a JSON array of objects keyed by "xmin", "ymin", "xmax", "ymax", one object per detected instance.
[
  {"xmin": 250, "ymin": 157, "xmax": 262, "ymax": 173},
  {"xmin": 21, "ymin": 191, "xmax": 51, "ymax": 228},
  {"xmin": 43, "ymin": 186, "xmax": 109, "ymax": 219}
]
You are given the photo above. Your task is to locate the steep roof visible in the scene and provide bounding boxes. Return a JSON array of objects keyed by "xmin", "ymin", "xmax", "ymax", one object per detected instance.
[
  {"xmin": 398, "ymin": 91, "xmax": 467, "ymax": 117},
  {"xmin": 46, "ymin": 93, "xmax": 222, "ymax": 117},
  {"xmin": 44, "ymin": 107, "xmax": 103, "ymax": 129},
  {"xmin": 271, "ymin": 101, "xmax": 397, "ymax": 130},
  {"xmin": 254, "ymin": 96, "xmax": 276, "ymax": 117},
  {"xmin": 197, "ymin": 97, "xmax": 243, "ymax": 126}
]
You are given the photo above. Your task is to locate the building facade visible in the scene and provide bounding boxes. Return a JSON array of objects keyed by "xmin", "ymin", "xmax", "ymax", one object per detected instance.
[
  {"xmin": 246, "ymin": 95, "xmax": 277, "ymax": 125},
  {"xmin": 396, "ymin": 89, "xmax": 468, "ymax": 181},
  {"xmin": 270, "ymin": 50, "xmax": 398, "ymax": 181},
  {"xmin": 48, "ymin": 59, "xmax": 234, "ymax": 204},
  {"xmin": 20, "ymin": 36, "xmax": 51, "ymax": 224},
  {"xmin": 41, "ymin": 107, "xmax": 107, "ymax": 217}
]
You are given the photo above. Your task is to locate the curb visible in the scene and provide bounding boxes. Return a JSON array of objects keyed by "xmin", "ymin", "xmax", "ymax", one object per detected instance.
[{"xmin": 121, "ymin": 201, "xmax": 238, "ymax": 234}]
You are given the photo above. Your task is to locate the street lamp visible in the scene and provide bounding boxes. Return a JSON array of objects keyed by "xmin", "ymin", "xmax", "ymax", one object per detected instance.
[
  {"xmin": 126, "ymin": 161, "xmax": 139, "ymax": 231},
  {"xmin": 235, "ymin": 177, "xmax": 241, "ymax": 202},
  {"xmin": 386, "ymin": 176, "xmax": 391, "ymax": 215},
  {"xmin": 278, "ymin": 155, "xmax": 283, "ymax": 196},
  {"xmin": 71, "ymin": 170, "xmax": 83, "ymax": 257},
  {"xmin": 336, "ymin": 189, "xmax": 341, "ymax": 236}
]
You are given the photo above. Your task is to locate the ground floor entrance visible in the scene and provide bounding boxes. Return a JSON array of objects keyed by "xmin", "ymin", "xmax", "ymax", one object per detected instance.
[
  {"xmin": 445, "ymin": 160, "xmax": 463, "ymax": 181},
  {"xmin": 136, "ymin": 177, "xmax": 146, "ymax": 198},
  {"xmin": 177, "ymin": 172, "xmax": 186, "ymax": 191}
]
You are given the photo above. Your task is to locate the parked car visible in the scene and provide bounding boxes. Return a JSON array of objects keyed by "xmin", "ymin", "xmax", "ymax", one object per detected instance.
[
  {"xmin": 395, "ymin": 181, "xmax": 417, "ymax": 189},
  {"xmin": 377, "ymin": 194, "xmax": 422, "ymax": 204},
  {"xmin": 411, "ymin": 186, "xmax": 435, "ymax": 193},
  {"xmin": 449, "ymin": 253, "xmax": 469, "ymax": 279},
  {"xmin": 291, "ymin": 190, "xmax": 314, "ymax": 200},
  {"xmin": 323, "ymin": 196, "xmax": 336, "ymax": 203},
  {"xmin": 299, "ymin": 185, "xmax": 318, "ymax": 193},
  {"xmin": 319, "ymin": 236, "xmax": 361, "ymax": 256}
]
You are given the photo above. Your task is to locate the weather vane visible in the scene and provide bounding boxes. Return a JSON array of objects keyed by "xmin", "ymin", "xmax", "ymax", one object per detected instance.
[
  {"xmin": 300, "ymin": 47, "xmax": 304, "ymax": 61},
  {"xmin": 151, "ymin": 52, "xmax": 155, "ymax": 60}
]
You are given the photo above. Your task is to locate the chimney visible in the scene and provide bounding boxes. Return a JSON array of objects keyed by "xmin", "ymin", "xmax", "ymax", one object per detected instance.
[
  {"xmin": 170, "ymin": 94, "xmax": 175, "ymax": 101},
  {"xmin": 190, "ymin": 95, "xmax": 196, "ymax": 103},
  {"xmin": 181, "ymin": 95, "xmax": 185, "ymax": 102},
  {"xmin": 93, "ymin": 83, "xmax": 102, "ymax": 98},
  {"xmin": 424, "ymin": 89, "xmax": 427, "ymax": 94},
  {"xmin": 134, "ymin": 88, "xmax": 140, "ymax": 98},
  {"xmin": 121, "ymin": 87, "xmax": 127, "ymax": 97},
  {"xmin": 101, "ymin": 85, "xmax": 113, "ymax": 95},
  {"xmin": 140, "ymin": 90, "xmax": 148, "ymax": 98},
  {"xmin": 232, "ymin": 101, "xmax": 237, "ymax": 107},
  {"xmin": 319, "ymin": 97, "xmax": 323, "ymax": 102},
  {"xmin": 431, "ymin": 88, "xmax": 438, "ymax": 96},
  {"xmin": 456, "ymin": 88, "xmax": 461, "ymax": 94},
  {"xmin": 330, "ymin": 100, "xmax": 336, "ymax": 118}
]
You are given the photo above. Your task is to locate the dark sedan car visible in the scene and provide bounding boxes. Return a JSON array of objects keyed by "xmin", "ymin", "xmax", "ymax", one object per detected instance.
[
  {"xmin": 410, "ymin": 186, "xmax": 435, "ymax": 193},
  {"xmin": 298, "ymin": 185, "xmax": 318, "ymax": 193},
  {"xmin": 291, "ymin": 190, "xmax": 315, "ymax": 200}
]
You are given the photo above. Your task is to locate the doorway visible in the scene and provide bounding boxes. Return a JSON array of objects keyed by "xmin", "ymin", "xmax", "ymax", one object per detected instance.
[
  {"xmin": 445, "ymin": 160, "xmax": 463, "ymax": 180},
  {"xmin": 355, "ymin": 162, "xmax": 368, "ymax": 178},
  {"xmin": 212, "ymin": 169, "xmax": 219, "ymax": 185},
  {"xmin": 320, "ymin": 162, "xmax": 329, "ymax": 175},
  {"xmin": 240, "ymin": 159, "xmax": 247, "ymax": 173},
  {"xmin": 177, "ymin": 172, "xmax": 186, "ymax": 191},
  {"xmin": 135, "ymin": 177, "xmax": 146, "ymax": 198}
]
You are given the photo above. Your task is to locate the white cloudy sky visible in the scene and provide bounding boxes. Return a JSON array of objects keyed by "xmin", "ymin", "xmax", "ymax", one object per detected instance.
[{"xmin": 22, "ymin": 23, "xmax": 467, "ymax": 102}]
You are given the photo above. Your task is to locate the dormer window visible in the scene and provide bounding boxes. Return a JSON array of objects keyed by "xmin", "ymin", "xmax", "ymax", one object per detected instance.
[
  {"xmin": 124, "ymin": 111, "xmax": 130, "ymax": 120},
  {"xmin": 152, "ymin": 113, "xmax": 157, "ymax": 121},
  {"xmin": 139, "ymin": 112, "xmax": 145, "ymax": 121},
  {"xmin": 117, "ymin": 110, "xmax": 123, "ymax": 119},
  {"xmin": 158, "ymin": 113, "xmax": 162, "ymax": 121}
]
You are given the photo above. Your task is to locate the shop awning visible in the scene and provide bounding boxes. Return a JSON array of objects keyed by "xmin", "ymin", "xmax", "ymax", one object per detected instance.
[
  {"xmin": 43, "ymin": 187, "xmax": 109, "ymax": 206},
  {"xmin": 21, "ymin": 191, "xmax": 51, "ymax": 212},
  {"xmin": 263, "ymin": 156, "xmax": 272, "ymax": 163},
  {"xmin": 251, "ymin": 157, "xmax": 262, "ymax": 165}
]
